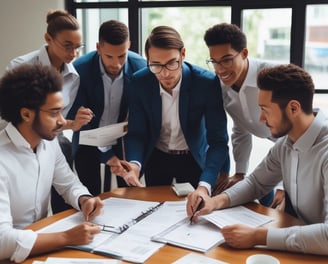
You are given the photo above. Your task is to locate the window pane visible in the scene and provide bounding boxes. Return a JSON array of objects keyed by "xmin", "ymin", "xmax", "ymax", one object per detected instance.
[
  {"xmin": 242, "ymin": 8, "xmax": 291, "ymax": 63},
  {"xmin": 141, "ymin": 7, "xmax": 231, "ymax": 69},
  {"xmin": 304, "ymin": 5, "xmax": 328, "ymax": 90},
  {"xmin": 76, "ymin": 8, "xmax": 128, "ymax": 54}
]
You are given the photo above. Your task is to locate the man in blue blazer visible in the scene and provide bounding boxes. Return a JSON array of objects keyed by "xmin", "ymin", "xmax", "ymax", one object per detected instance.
[
  {"xmin": 66, "ymin": 20, "xmax": 146, "ymax": 198},
  {"xmin": 111, "ymin": 26, "xmax": 230, "ymax": 202}
]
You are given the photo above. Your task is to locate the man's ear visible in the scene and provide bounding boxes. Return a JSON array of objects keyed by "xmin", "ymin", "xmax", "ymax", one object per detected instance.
[
  {"xmin": 20, "ymin": 108, "xmax": 34, "ymax": 122},
  {"xmin": 288, "ymin": 100, "xmax": 300, "ymax": 115}
]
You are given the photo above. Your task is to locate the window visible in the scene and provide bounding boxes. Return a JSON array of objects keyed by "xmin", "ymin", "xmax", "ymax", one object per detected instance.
[{"xmin": 66, "ymin": 0, "xmax": 328, "ymax": 173}]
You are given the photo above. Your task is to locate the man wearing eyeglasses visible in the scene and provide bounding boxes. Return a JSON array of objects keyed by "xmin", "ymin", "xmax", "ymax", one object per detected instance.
[
  {"xmin": 111, "ymin": 26, "xmax": 230, "ymax": 201},
  {"xmin": 67, "ymin": 20, "xmax": 146, "ymax": 197},
  {"xmin": 0, "ymin": 64, "xmax": 103, "ymax": 262},
  {"xmin": 204, "ymin": 23, "xmax": 284, "ymax": 208}
]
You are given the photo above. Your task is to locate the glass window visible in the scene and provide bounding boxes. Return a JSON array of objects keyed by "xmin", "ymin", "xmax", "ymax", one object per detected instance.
[
  {"xmin": 76, "ymin": 8, "xmax": 129, "ymax": 54},
  {"xmin": 141, "ymin": 7, "xmax": 231, "ymax": 68},
  {"xmin": 304, "ymin": 5, "xmax": 328, "ymax": 91},
  {"xmin": 242, "ymin": 8, "xmax": 291, "ymax": 64}
]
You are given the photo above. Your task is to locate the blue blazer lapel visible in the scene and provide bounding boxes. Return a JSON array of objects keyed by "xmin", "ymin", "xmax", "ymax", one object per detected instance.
[
  {"xmin": 179, "ymin": 64, "xmax": 190, "ymax": 134},
  {"xmin": 150, "ymin": 83, "xmax": 162, "ymax": 136}
]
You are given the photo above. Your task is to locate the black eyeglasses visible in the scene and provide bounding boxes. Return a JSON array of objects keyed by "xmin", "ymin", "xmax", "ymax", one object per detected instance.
[
  {"xmin": 53, "ymin": 38, "xmax": 84, "ymax": 53},
  {"xmin": 148, "ymin": 60, "xmax": 180, "ymax": 74},
  {"xmin": 206, "ymin": 52, "xmax": 240, "ymax": 70},
  {"xmin": 39, "ymin": 108, "xmax": 63, "ymax": 118}
]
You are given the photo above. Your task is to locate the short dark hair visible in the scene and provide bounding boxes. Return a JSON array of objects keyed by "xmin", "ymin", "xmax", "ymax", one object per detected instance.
[
  {"xmin": 257, "ymin": 64, "xmax": 314, "ymax": 114},
  {"xmin": 98, "ymin": 20, "xmax": 129, "ymax": 45},
  {"xmin": 145, "ymin": 26, "xmax": 184, "ymax": 59},
  {"xmin": 204, "ymin": 23, "xmax": 246, "ymax": 52},
  {"xmin": 0, "ymin": 64, "xmax": 62, "ymax": 125}
]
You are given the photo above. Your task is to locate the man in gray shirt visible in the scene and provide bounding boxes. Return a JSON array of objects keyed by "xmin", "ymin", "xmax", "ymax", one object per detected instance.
[{"xmin": 187, "ymin": 64, "xmax": 328, "ymax": 255}]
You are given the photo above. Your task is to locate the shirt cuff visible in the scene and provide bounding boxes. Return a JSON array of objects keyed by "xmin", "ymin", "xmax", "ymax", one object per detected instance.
[
  {"xmin": 11, "ymin": 230, "xmax": 37, "ymax": 263},
  {"xmin": 198, "ymin": 181, "xmax": 211, "ymax": 196},
  {"xmin": 267, "ymin": 227, "xmax": 288, "ymax": 251},
  {"xmin": 129, "ymin": 160, "xmax": 142, "ymax": 170}
]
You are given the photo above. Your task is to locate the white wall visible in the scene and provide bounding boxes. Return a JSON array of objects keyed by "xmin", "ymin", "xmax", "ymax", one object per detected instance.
[{"xmin": 0, "ymin": 0, "xmax": 65, "ymax": 76}]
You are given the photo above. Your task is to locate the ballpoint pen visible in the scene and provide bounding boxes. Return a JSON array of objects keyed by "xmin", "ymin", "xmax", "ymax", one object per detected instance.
[{"xmin": 189, "ymin": 196, "xmax": 204, "ymax": 224}]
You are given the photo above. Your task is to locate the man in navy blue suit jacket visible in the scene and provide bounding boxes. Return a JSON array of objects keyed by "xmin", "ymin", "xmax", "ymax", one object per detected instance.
[
  {"xmin": 111, "ymin": 26, "xmax": 230, "ymax": 201},
  {"xmin": 66, "ymin": 20, "xmax": 146, "ymax": 198}
]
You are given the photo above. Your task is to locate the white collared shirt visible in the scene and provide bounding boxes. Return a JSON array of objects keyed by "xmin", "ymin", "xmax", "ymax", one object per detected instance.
[
  {"xmin": 6, "ymin": 45, "xmax": 79, "ymax": 117},
  {"xmin": 156, "ymin": 78, "xmax": 188, "ymax": 152},
  {"xmin": 155, "ymin": 80, "xmax": 211, "ymax": 193},
  {"xmin": 220, "ymin": 58, "xmax": 275, "ymax": 173},
  {"xmin": 0, "ymin": 123, "xmax": 90, "ymax": 262}
]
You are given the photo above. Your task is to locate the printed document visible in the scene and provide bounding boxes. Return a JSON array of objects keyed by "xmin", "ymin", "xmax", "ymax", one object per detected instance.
[
  {"xmin": 79, "ymin": 121, "xmax": 128, "ymax": 147},
  {"xmin": 37, "ymin": 198, "xmax": 187, "ymax": 263},
  {"xmin": 152, "ymin": 205, "xmax": 273, "ymax": 252},
  {"xmin": 37, "ymin": 198, "xmax": 273, "ymax": 262}
]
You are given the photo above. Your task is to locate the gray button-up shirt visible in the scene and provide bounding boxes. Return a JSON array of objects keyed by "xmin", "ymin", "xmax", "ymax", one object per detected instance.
[{"xmin": 225, "ymin": 110, "xmax": 328, "ymax": 255}]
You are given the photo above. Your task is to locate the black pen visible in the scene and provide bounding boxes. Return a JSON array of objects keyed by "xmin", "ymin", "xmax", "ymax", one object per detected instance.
[{"xmin": 189, "ymin": 197, "xmax": 204, "ymax": 224}]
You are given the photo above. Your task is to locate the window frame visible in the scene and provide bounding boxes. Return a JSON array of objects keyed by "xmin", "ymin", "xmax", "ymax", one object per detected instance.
[{"xmin": 65, "ymin": 0, "xmax": 328, "ymax": 93}]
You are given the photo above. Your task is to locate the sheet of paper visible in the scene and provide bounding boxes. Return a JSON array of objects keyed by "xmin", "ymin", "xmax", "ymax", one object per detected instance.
[
  {"xmin": 94, "ymin": 230, "xmax": 164, "ymax": 263},
  {"xmin": 172, "ymin": 253, "xmax": 228, "ymax": 264},
  {"xmin": 94, "ymin": 201, "xmax": 188, "ymax": 263},
  {"xmin": 153, "ymin": 218, "xmax": 224, "ymax": 252},
  {"xmin": 79, "ymin": 121, "xmax": 128, "ymax": 147},
  {"xmin": 45, "ymin": 257, "xmax": 121, "ymax": 263},
  {"xmin": 92, "ymin": 197, "xmax": 161, "ymax": 233},
  {"xmin": 37, "ymin": 212, "xmax": 117, "ymax": 250},
  {"xmin": 201, "ymin": 205, "xmax": 274, "ymax": 228}
]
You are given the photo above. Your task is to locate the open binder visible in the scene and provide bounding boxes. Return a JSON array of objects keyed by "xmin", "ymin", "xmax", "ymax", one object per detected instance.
[
  {"xmin": 92, "ymin": 198, "xmax": 164, "ymax": 234},
  {"xmin": 37, "ymin": 197, "xmax": 273, "ymax": 263}
]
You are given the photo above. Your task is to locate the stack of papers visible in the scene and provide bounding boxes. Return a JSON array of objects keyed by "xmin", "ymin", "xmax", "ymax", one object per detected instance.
[
  {"xmin": 33, "ymin": 258, "xmax": 120, "ymax": 264},
  {"xmin": 37, "ymin": 198, "xmax": 273, "ymax": 263}
]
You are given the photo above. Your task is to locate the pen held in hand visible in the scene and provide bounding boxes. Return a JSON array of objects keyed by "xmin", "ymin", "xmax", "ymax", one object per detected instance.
[
  {"xmin": 86, "ymin": 206, "xmax": 97, "ymax": 222},
  {"xmin": 189, "ymin": 197, "xmax": 204, "ymax": 224}
]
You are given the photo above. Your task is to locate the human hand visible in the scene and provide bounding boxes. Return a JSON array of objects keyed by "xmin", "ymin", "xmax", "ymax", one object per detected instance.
[
  {"xmin": 63, "ymin": 222, "xmax": 101, "ymax": 245},
  {"xmin": 79, "ymin": 196, "xmax": 103, "ymax": 221},
  {"xmin": 71, "ymin": 106, "xmax": 95, "ymax": 131},
  {"xmin": 107, "ymin": 156, "xmax": 132, "ymax": 176},
  {"xmin": 187, "ymin": 187, "xmax": 212, "ymax": 221},
  {"xmin": 270, "ymin": 189, "xmax": 285, "ymax": 211},
  {"xmin": 117, "ymin": 162, "xmax": 144, "ymax": 187},
  {"xmin": 221, "ymin": 224, "xmax": 267, "ymax": 249}
]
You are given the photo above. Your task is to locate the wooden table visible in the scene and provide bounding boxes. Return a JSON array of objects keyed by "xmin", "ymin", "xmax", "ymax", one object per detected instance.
[{"xmin": 9, "ymin": 186, "xmax": 328, "ymax": 264}]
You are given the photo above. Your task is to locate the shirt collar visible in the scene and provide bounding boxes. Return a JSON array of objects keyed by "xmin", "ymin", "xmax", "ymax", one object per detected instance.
[
  {"xmin": 39, "ymin": 45, "xmax": 78, "ymax": 78},
  {"xmin": 241, "ymin": 58, "xmax": 257, "ymax": 88},
  {"xmin": 5, "ymin": 122, "xmax": 46, "ymax": 152},
  {"xmin": 286, "ymin": 109, "xmax": 326, "ymax": 152},
  {"xmin": 159, "ymin": 77, "xmax": 182, "ymax": 97},
  {"xmin": 99, "ymin": 57, "xmax": 124, "ymax": 81}
]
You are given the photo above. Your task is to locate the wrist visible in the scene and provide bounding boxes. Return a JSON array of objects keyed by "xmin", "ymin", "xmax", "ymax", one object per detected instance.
[
  {"xmin": 78, "ymin": 195, "xmax": 93, "ymax": 210},
  {"xmin": 235, "ymin": 173, "xmax": 245, "ymax": 179},
  {"xmin": 254, "ymin": 227, "xmax": 268, "ymax": 245},
  {"xmin": 215, "ymin": 193, "xmax": 230, "ymax": 210}
]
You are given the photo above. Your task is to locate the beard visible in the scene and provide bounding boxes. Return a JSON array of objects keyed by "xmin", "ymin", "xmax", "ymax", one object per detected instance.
[
  {"xmin": 32, "ymin": 112, "xmax": 62, "ymax": 141},
  {"xmin": 271, "ymin": 109, "xmax": 293, "ymax": 138}
]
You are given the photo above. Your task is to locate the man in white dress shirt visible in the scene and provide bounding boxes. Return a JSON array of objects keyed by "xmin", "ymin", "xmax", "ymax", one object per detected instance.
[
  {"xmin": 204, "ymin": 23, "xmax": 284, "ymax": 207},
  {"xmin": 0, "ymin": 64, "xmax": 103, "ymax": 262},
  {"xmin": 187, "ymin": 64, "xmax": 328, "ymax": 256}
]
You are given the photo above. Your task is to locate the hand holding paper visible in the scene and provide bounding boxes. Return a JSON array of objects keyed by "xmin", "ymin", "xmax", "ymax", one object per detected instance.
[{"xmin": 79, "ymin": 121, "xmax": 128, "ymax": 147}]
